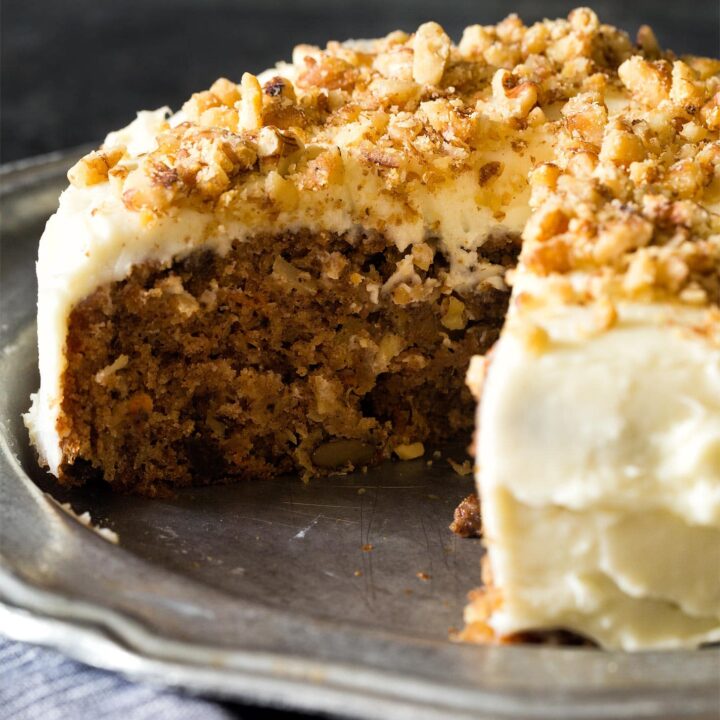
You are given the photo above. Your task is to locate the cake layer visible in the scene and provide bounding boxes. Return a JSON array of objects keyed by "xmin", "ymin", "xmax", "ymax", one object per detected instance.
[
  {"xmin": 471, "ymin": 300, "xmax": 720, "ymax": 649},
  {"xmin": 56, "ymin": 227, "xmax": 511, "ymax": 494},
  {"xmin": 27, "ymin": 101, "xmax": 550, "ymax": 478}
]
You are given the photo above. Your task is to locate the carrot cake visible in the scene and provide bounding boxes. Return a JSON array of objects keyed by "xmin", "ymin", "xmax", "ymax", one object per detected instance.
[{"xmin": 24, "ymin": 9, "xmax": 719, "ymax": 648}]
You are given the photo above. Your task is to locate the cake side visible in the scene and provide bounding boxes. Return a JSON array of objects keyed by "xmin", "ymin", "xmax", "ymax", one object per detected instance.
[{"xmin": 466, "ymin": 33, "xmax": 720, "ymax": 649}]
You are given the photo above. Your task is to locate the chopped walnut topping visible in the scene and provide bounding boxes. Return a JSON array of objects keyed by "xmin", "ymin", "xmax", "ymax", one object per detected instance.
[
  {"xmin": 459, "ymin": 25, "xmax": 494, "ymax": 58},
  {"xmin": 490, "ymin": 69, "xmax": 538, "ymax": 120},
  {"xmin": 700, "ymin": 92, "xmax": 720, "ymax": 130},
  {"xmin": 69, "ymin": 10, "xmax": 717, "ymax": 314},
  {"xmin": 412, "ymin": 22, "xmax": 451, "ymax": 85},
  {"xmin": 256, "ymin": 126, "xmax": 299, "ymax": 158},
  {"xmin": 263, "ymin": 75, "xmax": 296, "ymax": 101},
  {"xmin": 636, "ymin": 25, "xmax": 661, "ymax": 58},
  {"xmin": 68, "ymin": 146, "xmax": 125, "ymax": 187},
  {"xmin": 209, "ymin": 77, "xmax": 241, "ymax": 106},
  {"xmin": 239, "ymin": 72, "xmax": 263, "ymax": 131},
  {"xmin": 599, "ymin": 121, "xmax": 646, "ymax": 166},
  {"xmin": 297, "ymin": 54, "xmax": 358, "ymax": 91},
  {"xmin": 670, "ymin": 61, "xmax": 706, "ymax": 109},
  {"xmin": 523, "ymin": 203, "xmax": 569, "ymax": 244},
  {"xmin": 562, "ymin": 93, "xmax": 607, "ymax": 146},
  {"xmin": 301, "ymin": 147, "xmax": 345, "ymax": 189},
  {"xmin": 568, "ymin": 7, "xmax": 599, "ymax": 35},
  {"xmin": 618, "ymin": 56, "xmax": 670, "ymax": 107}
]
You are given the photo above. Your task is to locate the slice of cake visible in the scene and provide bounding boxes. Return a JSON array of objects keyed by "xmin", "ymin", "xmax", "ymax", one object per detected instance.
[
  {"xmin": 464, "ymin": 47, "xmax": 720, "ymax": 648},
  {"xmin": 24, "ymin": 7, "xmax": 719, "ymax": 648}
]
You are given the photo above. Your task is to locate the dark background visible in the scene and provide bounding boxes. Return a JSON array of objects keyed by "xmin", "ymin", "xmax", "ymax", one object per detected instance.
[{"xmin": 2, "ymin": 0, "xmax": 719, "ymax": 163}]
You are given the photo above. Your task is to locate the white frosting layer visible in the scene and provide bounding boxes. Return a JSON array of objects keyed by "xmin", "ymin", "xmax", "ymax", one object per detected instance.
[
  {"xmin": 26, "ymin": 108, "xmax": 550, "ymax": 474},
  {"xmin": 475, "ymin": 299, "xmax": 720, "ymax": 649}
]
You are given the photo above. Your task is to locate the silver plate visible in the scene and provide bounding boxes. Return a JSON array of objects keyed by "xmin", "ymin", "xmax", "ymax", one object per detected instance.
[{"xmin": 1, "ymin": 152, "xmax": 718, "ymax": 720}]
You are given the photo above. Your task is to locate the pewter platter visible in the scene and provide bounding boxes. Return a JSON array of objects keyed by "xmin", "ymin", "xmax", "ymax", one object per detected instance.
[{"xmin": 1, "ymin": 152, "xmax": 718, "ymax": 720}]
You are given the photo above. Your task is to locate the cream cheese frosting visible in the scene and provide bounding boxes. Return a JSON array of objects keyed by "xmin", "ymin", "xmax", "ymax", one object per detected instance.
[{"xmin": 470, "ymin": 299, "xmax": 720, "ymax": 649}]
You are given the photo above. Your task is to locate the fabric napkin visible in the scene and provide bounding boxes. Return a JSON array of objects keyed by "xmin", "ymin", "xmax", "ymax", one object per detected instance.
[{"xmin": 0, "ymin": 636, "xmax": 307, "ymax": 720}]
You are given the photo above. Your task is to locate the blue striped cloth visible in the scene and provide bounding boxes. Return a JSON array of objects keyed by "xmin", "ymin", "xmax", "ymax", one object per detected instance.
[{"xmin": 0, "ymin": 636, "xmax": 291, "ymax": 720}]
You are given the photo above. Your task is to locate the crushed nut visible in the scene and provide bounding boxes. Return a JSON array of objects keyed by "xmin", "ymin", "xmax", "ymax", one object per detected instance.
[
  {"xmin": 599, "ymin": 122, "xmax": 646, "ymax": 166},
  {"xmin": 411, "ymin": 242, "xmax": 434, "ymax": 271},
  {"xmin": 490, "ymin": 69, "xmax": 538, "ymax": 120},
  {"xmin": 68, "ymin": 147, "xmax": 125, "ymax": 187},
  {"xmin": 458, "ymin": 25, "xmax": 493, "ymax": 58},
  {"xmin": 209, "ymin": 77, "xmax": 241, "ymax": 106},
  {"xmin": 412, "ymin": 22, "xmax": 451, "ymax": 85},
  {"xmin": 636, "ymin": 25, "xmax": 661, "ymax": 57},
  {"xmin": 394, "ymin": 442, "xmax": 425, "ymax": 460},
  {"xmin": 618, "ymin": 56, "xmax": 670, "ymax": 107},
  {"xmin": 670, "ymin": 61, "xmax": 706, "ymax": 109},
  {"xmin": 239, "ymin": 72, "xmax": 263, "ymax": 131},
  {"xmin": 441, "ymin": 296, "xmax": 468, "ymax": 330}
]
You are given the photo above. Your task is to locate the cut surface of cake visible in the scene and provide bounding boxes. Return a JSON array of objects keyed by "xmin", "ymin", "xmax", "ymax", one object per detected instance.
[{"xmin": 24, "ymin": 8, "xmax": 720, "ymax": 649}]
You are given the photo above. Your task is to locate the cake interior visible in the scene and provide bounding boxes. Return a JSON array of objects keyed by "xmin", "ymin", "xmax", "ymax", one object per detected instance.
[{"xmin": 59, "ymin": 227, "xmax": 518, "ymax": 494}]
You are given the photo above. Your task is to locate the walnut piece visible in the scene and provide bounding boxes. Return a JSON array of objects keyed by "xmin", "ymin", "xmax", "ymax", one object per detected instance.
[
  {"xmin": 490, "ymin": 69, "xmax": 538, "ymax": 120},
  {"xmin": 239, "ymin": 72, "xmax": 263, "ymax": 131},
  {"xmin": 412, "ymin": 22, "xmax": 451, "ymax": 85},
  {"xmin": 394, "ymin": 442, "xmax": 425, "ymax": 460},
  {"xmin": 68, "ymin": 147, "xmax": 125, "ymax": 187}
]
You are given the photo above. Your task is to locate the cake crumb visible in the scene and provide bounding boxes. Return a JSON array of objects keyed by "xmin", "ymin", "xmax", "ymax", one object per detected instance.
[
  {"xmin": 58, "ymin": 502, "xmax": 119, "ymax": 544},
  {"xmin": 449, "ymin": 493, "xmax": 482, "ymax": 538}
]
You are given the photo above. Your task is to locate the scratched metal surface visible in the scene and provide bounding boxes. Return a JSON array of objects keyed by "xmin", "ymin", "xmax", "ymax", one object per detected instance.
[{"xmin": 1, "ymin": 154, "xmax": 719, "ymax": 719}]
